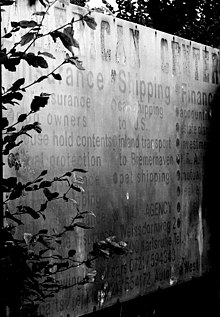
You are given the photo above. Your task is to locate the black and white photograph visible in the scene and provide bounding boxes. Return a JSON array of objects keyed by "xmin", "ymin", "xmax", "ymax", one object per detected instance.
[{"xmin": 1, "ymin": 1, "xmax": 220, "ymax": 316}]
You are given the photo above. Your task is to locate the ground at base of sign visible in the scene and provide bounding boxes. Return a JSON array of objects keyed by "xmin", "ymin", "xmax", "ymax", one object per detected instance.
[{"xmin": 83, "ymin": 273, "xmax": 220, "ymax": 317}]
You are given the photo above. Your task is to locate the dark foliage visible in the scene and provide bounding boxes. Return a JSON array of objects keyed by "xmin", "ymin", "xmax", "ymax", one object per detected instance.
[
  {"xmin": 115, "ymin": 0, "xmax": 220, "ymax": 47},
  {"xmin": 1, "ymin": 1, "xmax": 129, "ymax": 316}
]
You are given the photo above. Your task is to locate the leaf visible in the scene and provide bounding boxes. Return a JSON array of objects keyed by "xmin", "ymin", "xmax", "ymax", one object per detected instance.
[
  {"xmin": 0, "ymin": 0, "xmax": 15, "ymax": 6},
  {"xmin": 39, "ymin": 202, "xmax": 47, "ymax": 212},
  {"xmin": 2, "ymin": 32, "xmax": 12, "ymax": 38},
  {"xmin": 56, "ymin": 29, "xmax": 79, "ymax": 53},
  {"xmin": 36, "ymin": 56, "xmax": 48, "ymax": 68},
  {"xmin": 40, "ymin": 92, "xmax": 51, "ymax": 97},
  {"xmin": 30, "ymin": 95, "xmax": 49, "ymax": 112},
  {"xmin": 23, "ymin": 53, "xmax": 48, "ymax": 68},
  {"xmin": 3, "ymin": 133, "xmax": 17, "ymax": 144},
  {"xmin": 2, "ymin": 91, "xmax": 23, "ymax": 104},
  {"xmin": 39, "ymin": 0, "xmax": 48, "ymax": 8},
  {"xmin": 83, "ymin": 15, "xmax": 97, "ymax": 30},
  {"xmin": 20, "ymin": 122, "xmax": 41, "ymax": 134},
  {"xmin": 56, "ymin": 261, "xmax": 69, "ymax": 270},
  {"xmin": 58, "ymin": 32, "xmax": 73, "ymax": 50},
  {"xmin": 38, "ymin": 236, "xmax": 55, "ymax": 250},
  {"xmin": 99, "ymin": 249, "xmax": 110, "ymax": 258},
  {"xmin": 24, "ymin": 233, "xmax": 33, "ymax": 245},
  {"xmin": 50, "ymin": 31, "xmax": 59, "ymax": 43},
  {"xmin": 23, "ymin": 206, "xmax": 41, "ymax": 219},
  {"xmin": 11, "ymin": 21, "xmax": 19, "ymax": 28},
  {"xmin": 11, "ymin": 26, "xmax": 20, "ymax": 33},
  {"xmin": 64, "ymin": 172, "xmax": 72, "ymax": 177},
  {"xmin": 25, "ymin": 187, "xmax": 34, "ymax": 191},
  {"xmin": 23, "ymin": 52, "xmax": 37, "ymax": 66},
  {"xmin": 85, "ymin": 259, "xmax": 93, "ymax": 268},
  {"xmin": 71, "ymin": 184, "xmax": 81, "ymax": 192},
  {"xmin": 72, "ymin": 168, "xmax": 88, "ymax": 173},
  {"xmin": 51, "ymin": 192, "xmax": 59, "ymax": 199},
  {"xmin": 3, "ymin": 141, "xmax": 22, "ymax": 155},
  {"xmin": 6, "ymin": 127, "xmax": 16, "ymax": 132},
  {"xmin": 38, "ymin": 51, "xmax": 55, "ymax": 59},
  {"xmin": 80, "ymin": 210, "xmax": 96, "ymax": 217},
  {"xmin": 17, "ymin": 113, "xmax": 27, "ymax": 122},
  {"xmin": 65, "ymin": 56, "xmax": 85, "ymax": 70},
  {"xmin": 74, "ymin": 222, "xmax": 94, "ymax": 229},
  {"xmin": 51, "ymin": 255, "xmax": 63, "ymax": 261},
  {"xmin": 63, "ymin": 195, "xmax": 68, "ymax": 202},
  {"xmin": 118, "ymin": 241, "xmax": 128, "ymax": 248},
  {"xmin": 40, "ymin": 170, "xmax": 48, "ymax": 176},
  {"xmin": 10, "ymin": 50, "xmax": 23, "ymax": 57},
  {"xmin": 63, "ymin": 26, "xmax": 73, "ymax": 36},
  {"xmin": 39, "ymin": 181, "xmax": 52, "ymax": 188},
  {"xmin": 69, "ymin": 198, "xmax": 78, "ymax": 204},
  {"xmin": 68, "ymin": 249, "xmax": 76, "ymax": 257},
  {"xmin": 13, "ymin": 91, "xmax": 23, "ymax": 100},
  {"xmin": 7, "ymin": 153, "xmax": 15, "ymax": 166},
  {"xmin": 32, "ymin": 11, "xmax": 47, "ymax": 16},
  {"xmin": 2, "ymin": 176, "xmax": 17, "ymax": 191},
  {"xmin": 52, "ymin": 73, "xmax": 62, "ymax": 80},
  {"xmin": 33, "ymin": 122, "xmax": 42, "ymax": 133},
  {"xmin": 2, "ymin": 117, "xmax": 9, "ymax": 128},
  {"xmin": 43, "ymin": 188, "xmax": 53, "ymax": 200},
  {"xmin": 3, "ymin": 57, "xmax": 20, "ymax": 72},
  {"xmin": 63, "ymin": 26, "xmax": 79, "ymax": 48},
  {"xmin": 20, "ymin": 32, "xmax": 35, "ymax": 46},
  {"xmin": 0, "ymin": 49, "xmax": 7, "ymax": 62},
  {"xmin": 38, "ymin": 229, "xmax": 48, "ymax": 235},
  {"xmin": 34, "ymin": 177, "xmax": 44, "ymax": 183},
  {"xmin": 43, "ymin": 188, "xmax": 51, "ymax": 201},
  {"xmin": 33, "ymin": 185, "xmax": 39, "ymax": 190},
  {"xmin": 43, "ymin": 188, "xmax": 59, "ymax": 201},
  {"xmin": 79, "ymin": 270, "xmax": 97, "ymax": 284},
  {"xmin": 36, "ymin": 75, "xmax": 48, "ymax": 83},
  {"xmin": 10, "ymin": 78, "xmax": 25, "ymax": 91},
  {"xmin": 63, "ymin": 225, "xmax": 75, "ymax": 232},
  {"xmin": 5, "ymin": 211, "xmax": 23, "ymax": 225},
  {"xmin": 9, "ymin": 185, "xmax": 23, "ymax": 200},
  {"xmin": 19, "ymin": 20, "xmax": 39, "ymax": 28}
]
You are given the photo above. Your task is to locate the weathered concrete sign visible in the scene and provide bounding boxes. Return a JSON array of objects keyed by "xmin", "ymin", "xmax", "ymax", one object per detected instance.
[{"xmin": 2, "ymin": 1, "xmax": 220, "ymax": 316}]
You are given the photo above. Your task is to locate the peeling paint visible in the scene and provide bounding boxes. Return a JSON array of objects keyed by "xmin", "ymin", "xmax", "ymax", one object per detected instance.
[
  {"xmin": 101, "ymin": 20, "xmax": 111, "ymax": 61},
  {"xmin": 170, "ymin": 265, "xmax": 178, "ymax": 286},
  {"xmin": 161, "ymin": 38, "xmax": 169, "ymax": 73},
  {"xmin": 197, "ymin": 205, "xmax": 203, "ymax": 274},
  {"xmin": 98, "ymin": 282, "xmax": 109, "ymax": 307},
  {"xmin": 116, "ymin": 25, "xmax": 126, "ymax": 64},
  {"xmin": 171, "ymin": 41, "xmax": 181, "ymax": 76},
  {"xmin": 129, "ymin": 28, "xmax": 140, "ymax": 68}
]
